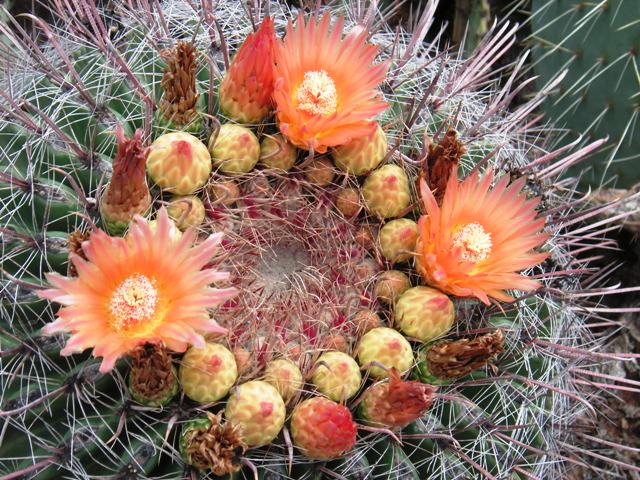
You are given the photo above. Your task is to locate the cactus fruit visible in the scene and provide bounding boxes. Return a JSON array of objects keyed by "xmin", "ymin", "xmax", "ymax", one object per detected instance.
[
  {"xmin": 209, "ymin": 124, "xmax": 260, "ymax": 174},
  {"xmin": 1, "ymin": 1, "xmax": 635, "ymax": 478},
  {"xmin": 264, "ymin": 358, "xmax": 303, "ymax": 401},
  {"xmin": 335, "ymin": 187, "xmax": 362, "ymax": 217},
  {"xmin": 207, "ymin": 179, "xmax": 240, "ymax": 207},
  {"xmin": 311, "ymin": 351, "xmax": 362, "ymax": 401},
  {"xmin": 362, "ymin": 165, "xmax": 411, "ymax": 218},
  {"xmin": 357, "ymin": 327, "xmax": 414, "ymax": 379},
  {"xmin": 146, "ymin": 132, "xmax": 212, "ymax": 194},
  {"xmin": 332, "ymin": 122, "xmax": 388, "ymax": 175},
  {"xmin": 259, "ymin": 133, "xmax": 298, "ymax": 171},
  {"xmin": 394, "ymin": 286, "xmax": 455, "ymax": 342},
  {"xmin": 378, "ymin": 218, "xmax": 418, "ymax": 263},
  {"xmin": 99, "ymin": 126, "xmax": 151, "ymax": 235},
  {"xmin": 225, "ymin": 380, "xmax": 286, "ymax": 447},
  {"xmin": 166, "ymin": 195, "xmax": 205, "ymax": 230},
  {"xmin": 179, "ymin": 343, "xmax": 238, "ymax": 403},
  {"xmin": 374, "ymin": 270, "xmax": 412, "ymax": 305},
  {"xmin": 304, "ymin": 157, "xmax": 336, "ymax": 186},
  {"xmin": 352, "ymin": 309, "xmax": 384, "ymax": 335},
  {"xmin": 290, "ymin": 397, "xmax": 358, "ymax": 460}
]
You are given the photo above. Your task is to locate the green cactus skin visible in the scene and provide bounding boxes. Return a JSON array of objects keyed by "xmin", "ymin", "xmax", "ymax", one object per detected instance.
[{"xmin": 531, "ymin": 0, "xmax": 640, "ymax": 187}]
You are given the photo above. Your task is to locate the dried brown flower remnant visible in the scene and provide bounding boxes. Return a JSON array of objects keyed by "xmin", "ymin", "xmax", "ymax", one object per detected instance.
[
  {"xmin": 359, "ymin": 368, "xmax": 436, "ymax": 428},
  {"xmin": 129, "ymin": 343, "xmax": 178, "ymax": 406},
  {"xmin": 67, "ymin": 229, "xmax": 90, "ymax": 277},
  {"xmin": 421, "ymin": 127, "xmax": 466, "ymax": 205},
  {"xmin": 183, "ymin": 412, "xmax": 247, "ymax": 475},
  {"xmin": 426, "ymin": 329, "xmax": 504, "ymax": 379},
  {"xmin": 159, "ymin": 41, "xmax": 199, "ymax": 125}
]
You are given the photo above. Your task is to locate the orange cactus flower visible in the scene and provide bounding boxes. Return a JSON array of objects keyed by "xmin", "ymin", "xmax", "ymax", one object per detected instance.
[
  {"xmin": 416, "ymin": 168, "xmax": 548, "ymax": 304},
  {"xmin": 218, "ymin": 17, "xmax": 276, "ymax": 124},
  {"xmin": 273, "ymin": 14, "xmax": 388, "ymax": 153},
  {"xmin": 38, "ymin": 209, "xmax": 237, "ymax": 373}
]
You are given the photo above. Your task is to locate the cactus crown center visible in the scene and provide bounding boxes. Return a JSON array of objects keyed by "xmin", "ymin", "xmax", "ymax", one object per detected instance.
[
  {"xmin": 109, "ymin": 274, "xmax": 159, "ymax": 333},
  {"xmin": 452, "ymin": 222, "xmax": 492, "ymax": 263},
  {"xmin": 296, "ymin": 70, "xmax": 337, "ymax": 116}
]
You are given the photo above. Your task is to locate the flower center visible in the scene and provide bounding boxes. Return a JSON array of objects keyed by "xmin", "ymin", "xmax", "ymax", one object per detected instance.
[
  {"xmin": 109, "ymin": 274, "xmax": 158, "ymax": 333},
  {"xmin": 296, "ymin": 70, "xmax": 338, "ymax": 116},
  {"xmin": 452, "ymin": 222, "xmax": 492, "ymax": 263}
]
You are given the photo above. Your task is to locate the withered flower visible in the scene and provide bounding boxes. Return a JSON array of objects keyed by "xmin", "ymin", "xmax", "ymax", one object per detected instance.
[
  {"xmin": 422, "ymin": 329, "xmax": 504, "ymax": 380},
  {"xmin": 421, "ymin": 127, "xmax": 466, "ymax": 205},
  {"xmin": 181, "ymin": 412, "xmax": 247, "ymax": 475},
  {"xmin": 128, "ymin": 343, "xmax": 178, "ymax": 407},
  {"xmin": 66, "ymin": 229, "xmax": 90, "ymax": 277},
  {"xmin": 158, "ymin": 41, "xmax": 200, "ymax": 127},
  {"xmin": 358, "ymin": 368, "xmax": 436, "ymax": 428}
]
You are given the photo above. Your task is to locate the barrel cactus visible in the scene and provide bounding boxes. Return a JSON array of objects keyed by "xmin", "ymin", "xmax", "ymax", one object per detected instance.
[{"xmin": 0, "ymin": 1, "xmax": 634, "ymax": 479}]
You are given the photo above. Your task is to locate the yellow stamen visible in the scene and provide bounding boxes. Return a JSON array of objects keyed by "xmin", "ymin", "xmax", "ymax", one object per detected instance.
[
  {"xmin": 452, "ymin": 222, "xmax": 492, "ymax": 263},
  {"xmin": 296, "ymin": 70, "xmax": 338, "ymax": 116},
  {"xmin": 109, "ymin": 274, "xmax": 158, "ymax": 333}
]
